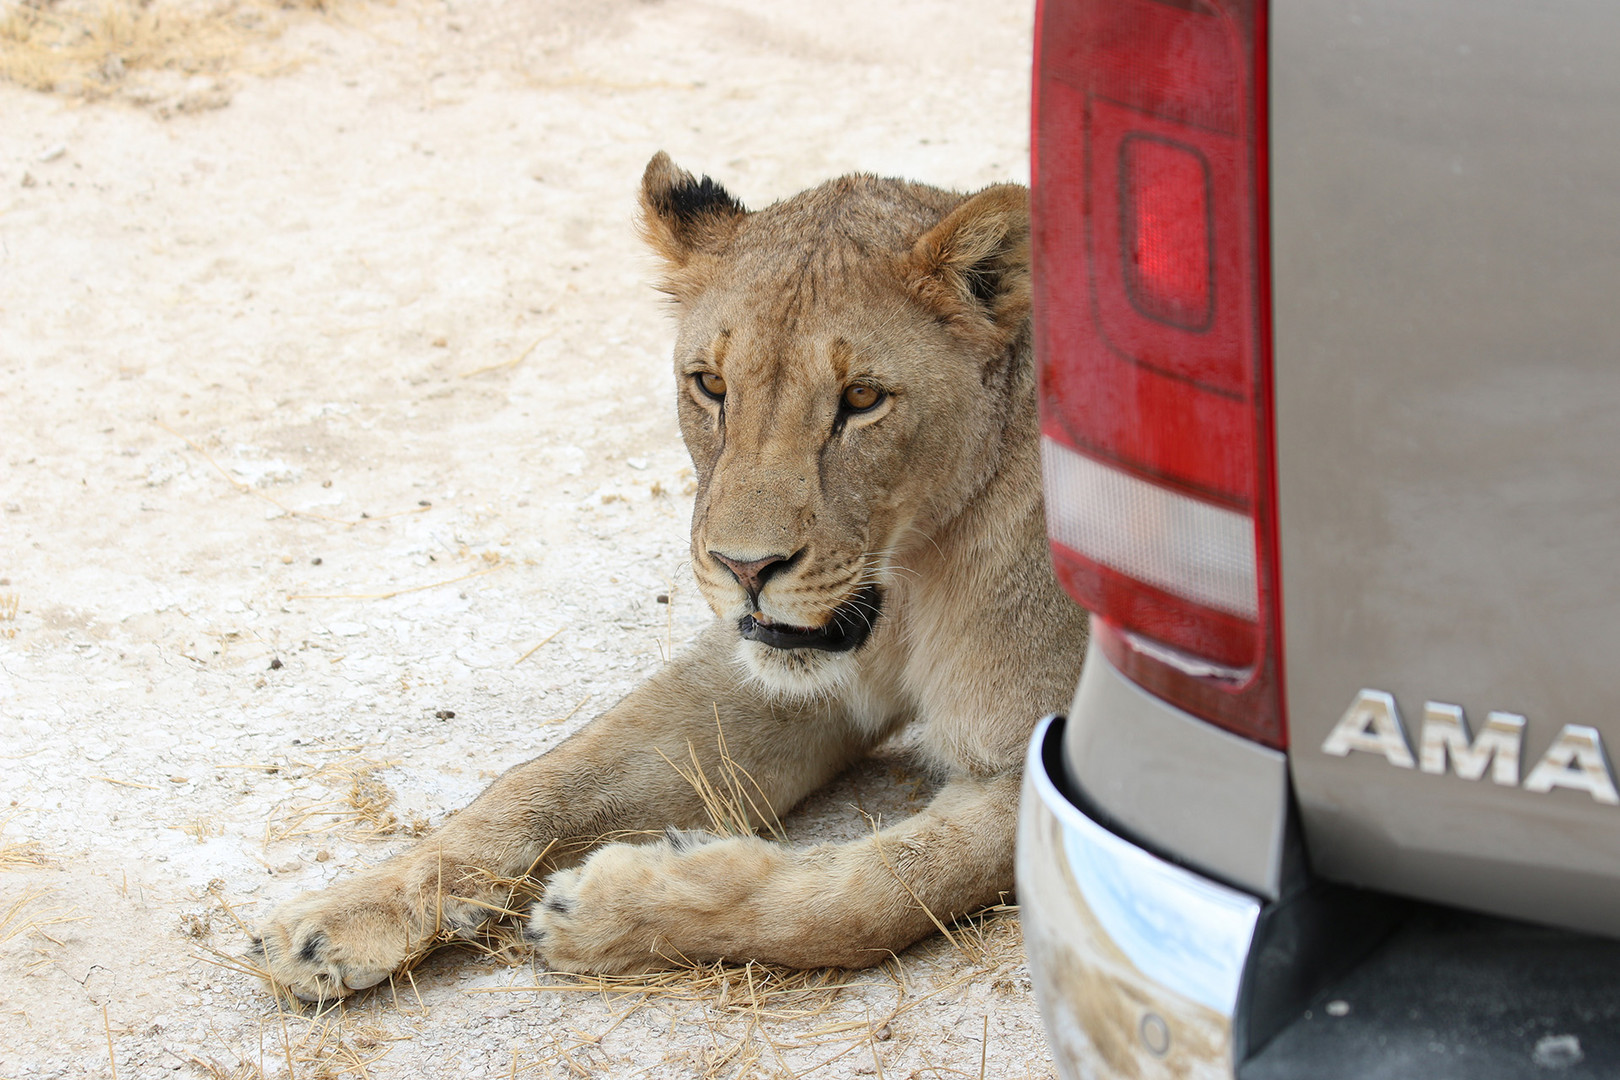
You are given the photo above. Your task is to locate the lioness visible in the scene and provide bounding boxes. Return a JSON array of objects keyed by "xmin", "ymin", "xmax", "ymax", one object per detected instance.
[{"xmin": 255, "ymin": 153, "xmax": 1088, "ymax": 999}]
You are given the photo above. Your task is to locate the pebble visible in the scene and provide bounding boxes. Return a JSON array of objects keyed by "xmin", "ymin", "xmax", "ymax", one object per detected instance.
[{"xmin": 38, "ymin": 144, "xmax": 66, "ymax": 163}]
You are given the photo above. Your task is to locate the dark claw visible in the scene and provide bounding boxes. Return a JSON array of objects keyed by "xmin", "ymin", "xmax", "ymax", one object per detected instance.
[
  {"xmin": 297, "ymin": 931, "xmax": 327, "ymax": 965},
  {"xmin": 665, "ymin": 825, "xmax": 712, "ymax": 853}
]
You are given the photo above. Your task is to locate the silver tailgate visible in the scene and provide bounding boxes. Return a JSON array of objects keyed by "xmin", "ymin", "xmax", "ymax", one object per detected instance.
[{"xmin": 1272, "ymin": 0, "xmax": 1620, "ymax": 936}]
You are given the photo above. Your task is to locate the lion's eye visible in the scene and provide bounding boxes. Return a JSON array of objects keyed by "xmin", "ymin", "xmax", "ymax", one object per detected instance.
[
  {"xmin": 697, "ymin": 372, "xmax": 727, "ymax": 400},
  {"xmin": 841, "ymin": 384, "xmax": 883, "ymax": 412}
]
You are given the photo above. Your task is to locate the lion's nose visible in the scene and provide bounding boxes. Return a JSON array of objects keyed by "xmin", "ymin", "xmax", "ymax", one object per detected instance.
[{"xmin": 709, "ymin": 550, "xmax": 799, "ymax": 605}]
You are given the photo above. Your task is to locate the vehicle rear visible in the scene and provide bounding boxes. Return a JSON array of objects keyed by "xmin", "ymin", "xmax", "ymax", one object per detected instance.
[{"xmin": 1016, "ymin": 0, "xmax": 1620, "ymax": 1076}]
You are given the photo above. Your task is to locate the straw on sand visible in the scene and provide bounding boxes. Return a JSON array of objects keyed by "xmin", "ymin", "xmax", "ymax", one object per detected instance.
[{"xmin": 0, "ymin": 0, "xmax": 344, "ymax": 102}]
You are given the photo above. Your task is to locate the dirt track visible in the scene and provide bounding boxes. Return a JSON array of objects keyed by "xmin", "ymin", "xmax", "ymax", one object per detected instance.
[{"xmin": 0, "ymin": 1, "xmax": 1047, "ymax": 1075}]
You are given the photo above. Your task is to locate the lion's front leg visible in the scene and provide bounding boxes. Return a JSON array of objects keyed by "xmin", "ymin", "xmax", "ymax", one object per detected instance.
[
  {"xmin": 253, "ymin": 626, "xmax": 873, "ymax": 1002},
  {"xmin": 528, "ymin": 773, "xmax": 1019, "ymax": 974}
]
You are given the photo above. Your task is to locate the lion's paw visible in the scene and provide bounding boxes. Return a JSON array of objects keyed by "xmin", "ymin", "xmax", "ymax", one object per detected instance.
[
  {"xmin": 526, "ymin": 827, "xmax": 740, "ymax": 975},
  {"xmin": 254, "ymin": 867, "xmax": 487, "ymax": 1003}
]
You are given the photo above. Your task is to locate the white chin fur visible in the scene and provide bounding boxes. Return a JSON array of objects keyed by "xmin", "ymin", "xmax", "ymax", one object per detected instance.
[{"xmin": 734, "ymin": 638, "xmax": 857, "ymax": 700}]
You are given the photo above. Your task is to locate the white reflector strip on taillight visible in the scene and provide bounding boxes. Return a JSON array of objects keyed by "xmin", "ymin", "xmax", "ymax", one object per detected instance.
[{"xmin": 1041, "ymin": 435, "xmax": 1258, "ymax": 619}]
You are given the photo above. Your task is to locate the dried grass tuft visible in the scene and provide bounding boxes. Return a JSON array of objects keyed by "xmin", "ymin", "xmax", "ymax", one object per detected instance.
[
  {"xmin": 656, "ymin": 709, "xmax": 786, "ymax": 842},
  {"xmin": 0, "ymin": 816, "xmax": 51, "ymax": 871},
  {"xmin": 267, "ymin": 754, "xmax": 429, "ymax": 846},
  {"xmin": 0, "ymin": 0, "xmax": 251, "ymax": 98},
  {"xmin": 177, "ymin": 816, "xmax": 227, "ymax": 844},
  {"xmin": 178, "ymin": 910, "xmax": 214, "ymax": 939},
  {"xmin": 0, "ymin": 0, "xmax": 354, "ymax": 107},
  {"xmin": 184, "ymin": 1011, "xmax": 399, "ymax": 1079},
  {"xmin": 0, "ymin": 887, "xmax": 82, "ymax": 949}
]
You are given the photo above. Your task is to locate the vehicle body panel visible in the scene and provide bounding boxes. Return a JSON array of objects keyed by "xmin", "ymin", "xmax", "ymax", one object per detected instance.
[
  {"xmin": 1271, "ymin": 0, "xmax": 1620, "ymax": 935},
  {"xmin": 1062, "ymin": 638, "xmax": 1289, "ymax": 900}
]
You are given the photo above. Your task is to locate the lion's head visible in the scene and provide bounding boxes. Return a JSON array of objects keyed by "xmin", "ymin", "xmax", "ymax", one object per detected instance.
[{"xmin": 640, "ymin": 153, "xmax": 1032, "ymax": 697}]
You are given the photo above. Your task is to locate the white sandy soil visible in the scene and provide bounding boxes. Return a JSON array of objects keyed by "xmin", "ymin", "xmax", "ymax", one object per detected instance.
[{"xmin": 0, "ymin": 1, "xmax": 1053, "ymax": 1075}]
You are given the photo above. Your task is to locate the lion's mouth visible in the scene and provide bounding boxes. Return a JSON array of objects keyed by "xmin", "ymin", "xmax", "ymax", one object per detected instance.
[{"xmin": 738, "ymin": 584, "xmax": 884, "ymax": 652}]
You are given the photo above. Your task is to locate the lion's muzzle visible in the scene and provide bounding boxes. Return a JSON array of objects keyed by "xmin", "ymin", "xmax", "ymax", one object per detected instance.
[{"xmin": 736, "ymin": 584, "xmax": 885, "ymax": 652}]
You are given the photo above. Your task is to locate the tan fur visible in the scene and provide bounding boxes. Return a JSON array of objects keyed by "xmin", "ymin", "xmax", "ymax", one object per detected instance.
[{"xmin": 254, "ymin": 153, "xmax": 1088, "ymax": 999}]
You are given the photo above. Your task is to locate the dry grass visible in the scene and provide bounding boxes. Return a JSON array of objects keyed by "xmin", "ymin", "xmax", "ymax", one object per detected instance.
[
  {"xmin": 199, "ymin": 839, "xmax": 1030, "ymax": 1077},
  {"xmin": 267, "ymin": 753, "xmax": 429, "ymax": 845},
  {"xmin": 0, "ymin": 887, "xmax": 81, "ymax": 949},
  {"xmin": 0, "ymin": 821, "xmax": 80, "ymax": 980},
  {"xmin": 480, "ymin": 959, "xmax": 881, "ymax": 1080},
  {"xmin": 0, "ymin": 0, "xmax": 277, "ymax": 102},
  {"xmin": 0, "ymin": 816, "xmax": 51, "ymax": 872},
  {"xmin": 178, "ymin": 815, "xmax": 228, "ymax": 843},
  {"xmin": 656, "ymin": 709, "xmax": 787, "ymax": 842},
  {"xmin": 472, "ymin": 908, "xmax": 1028, "ymax": 1080},
  {"xmin": 198, "ymin": 911, "xmax": 1029, "ymax": 1080},
  {"xmin": 184, "ymin": 1012, "xmax": 402, "ymax": 1079}
]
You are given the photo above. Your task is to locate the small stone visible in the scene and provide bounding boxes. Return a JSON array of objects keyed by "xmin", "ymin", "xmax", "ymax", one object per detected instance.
[
  {"xmin": 1533, "ymin": 1034, "xmax": 1583, "ymax": 1069},
  {"xmin": 175, "ymin": 86, "xmax": 232, "ymax": 114},
  {"xmin": 432, "ymin": 337, "xmax": 448, "ymax": 348},
  {"xmin": 436, "ymin": 710, "xmax": 456, "ymax": 720},
  {"xmin": 655, "ymin": 594, "xmax": 669, "ymax": 604},
  {"xmin": 1325, "ymin": 1000, "xmax": 1350, "ymax": 1017},
  {"xmin": 20, "ymin": 172, "xmax": 35, "ymax": 188},
  {"xmin": 268, "ymin": 658, "xmax": 283, "ymax": 670},
  {"xmin": 314, "ymin": 849, "xmax": 331, "ymax": 862},
  {"xmin": 39, "ymin": 144, "xmax": 66, "ymax": 163},
  {"xmin": 311, "ymin": 557, "xmax": 323, "ymax": 565}
]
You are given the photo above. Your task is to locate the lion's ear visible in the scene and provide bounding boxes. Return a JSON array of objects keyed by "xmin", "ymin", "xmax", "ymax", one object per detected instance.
[
  {"xmin": 639, "ymin": 152, "xmax": 748, "ymax": 300},
  {"xmin": 904, "ymin": 184, "xmax": 1030, "ymax": 344}
]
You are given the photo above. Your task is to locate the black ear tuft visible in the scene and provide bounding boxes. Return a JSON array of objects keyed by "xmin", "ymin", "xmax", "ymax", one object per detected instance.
[
  {"xmin": 650, "ymin": 174, "xmax": 746, "ymax": 232},
  {"xmin": 640, "ymin": 151, "xmax": 749, "ymax": 278}
]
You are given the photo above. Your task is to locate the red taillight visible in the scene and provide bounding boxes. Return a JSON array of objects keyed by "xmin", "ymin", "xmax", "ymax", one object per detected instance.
[
  {"xmin": 1033, "ymin": 0, "xmax": 1284, "ymax": 747},
  {"xmin": 1124, "ymin": 136, "xmax": 1213, "ymax": 330}
]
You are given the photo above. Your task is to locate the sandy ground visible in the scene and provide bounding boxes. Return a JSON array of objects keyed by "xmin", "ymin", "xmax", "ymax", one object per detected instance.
[{"xmin": 0, "ymin": 1, "xmax": 1053, "ymax": 1076}]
